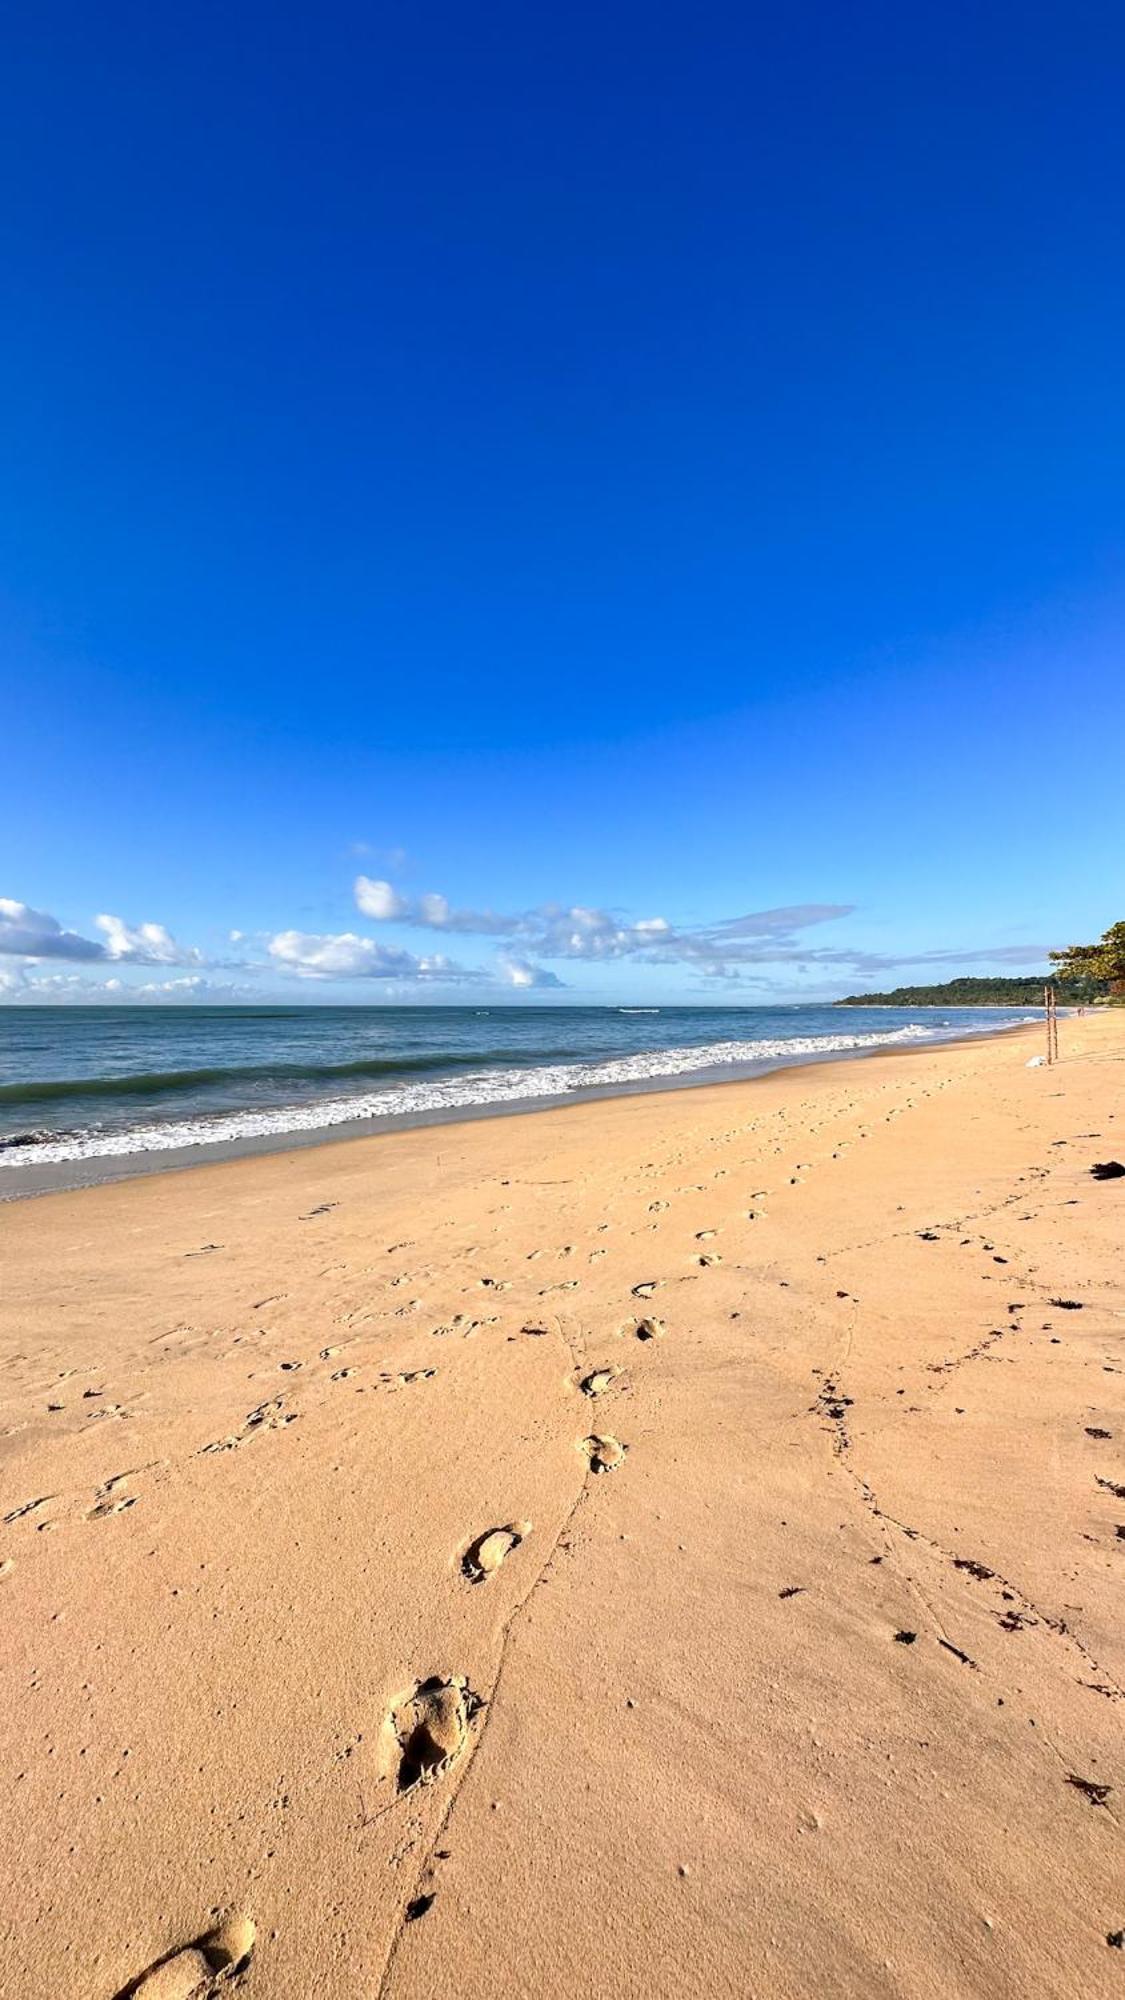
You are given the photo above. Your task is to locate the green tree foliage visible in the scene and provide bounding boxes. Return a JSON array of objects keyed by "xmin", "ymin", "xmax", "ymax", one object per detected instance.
[{"xmin": 1049, "ymin": 920, "xmax": 1125, "ymax": 998}]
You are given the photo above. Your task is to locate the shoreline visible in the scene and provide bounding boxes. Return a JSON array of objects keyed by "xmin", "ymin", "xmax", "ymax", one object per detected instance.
[{"xmin": 0, "ymin": 1016, "xmax": 1039, "ymax": 1201}]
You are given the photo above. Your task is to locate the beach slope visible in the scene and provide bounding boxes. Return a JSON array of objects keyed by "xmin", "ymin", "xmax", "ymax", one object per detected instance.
[{"xmin": 1, "ymin": 1013, "xmax": 1123, "ymax": 1997}]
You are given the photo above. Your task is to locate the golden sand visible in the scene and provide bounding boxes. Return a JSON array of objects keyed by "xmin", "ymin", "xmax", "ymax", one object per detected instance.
[{"xmin": 1, "ymin": 1013, "xmax": 1123, "ymax": 1997}]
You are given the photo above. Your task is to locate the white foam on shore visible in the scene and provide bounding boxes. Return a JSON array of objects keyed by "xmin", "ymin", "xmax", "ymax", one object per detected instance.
[{"xmin": 0, "ymin": 1017, "xmax": 1033, "ymax": 1169}]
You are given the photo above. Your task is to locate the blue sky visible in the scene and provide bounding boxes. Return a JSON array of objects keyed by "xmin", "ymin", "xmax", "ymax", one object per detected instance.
[{"xmin": 2, "ymin": 1, "xmax": 1123, "ymax": 1004}]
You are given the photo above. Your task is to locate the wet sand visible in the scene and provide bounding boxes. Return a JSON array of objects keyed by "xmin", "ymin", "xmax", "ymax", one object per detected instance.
[
  {"xmin": 1, "ymin": 1010, "xmax": 1123, "ymax": 1997},
  {"xmin": 0, "ymin": 1022, "xmax": 1034, "ymax": 1203}
]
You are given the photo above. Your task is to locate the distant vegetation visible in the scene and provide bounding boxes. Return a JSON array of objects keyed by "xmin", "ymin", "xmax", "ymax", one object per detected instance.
[
  {"xmin": 835, "ymin": 974, "xmax": 1104, "ymax": 1007},
  {"xmin": 837, "ymin": 920, "xmax": 1125, "ymax": 1007}
]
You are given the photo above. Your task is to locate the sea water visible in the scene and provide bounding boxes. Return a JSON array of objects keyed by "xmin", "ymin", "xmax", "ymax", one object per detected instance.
[{"xmin": 0, "ymin": 1002, "xmax": 1036, "ymax": 1185}]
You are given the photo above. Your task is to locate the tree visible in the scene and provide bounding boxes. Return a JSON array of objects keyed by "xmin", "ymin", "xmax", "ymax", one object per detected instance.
[{"xmin": 1050, "ymin": 920, "xmax": 1125, "ymax": 1000}]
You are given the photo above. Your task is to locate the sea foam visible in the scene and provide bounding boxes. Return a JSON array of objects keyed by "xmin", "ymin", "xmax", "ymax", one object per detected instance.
[{"xmin": 0, "ymin": 1018, "xmax": 1027, "ymax": 1168}]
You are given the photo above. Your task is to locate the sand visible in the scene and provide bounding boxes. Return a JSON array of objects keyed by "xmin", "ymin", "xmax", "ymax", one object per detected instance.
[{"xmin": 1, "ymin": 1012, "xmax": 1123, "ymax": 1998}]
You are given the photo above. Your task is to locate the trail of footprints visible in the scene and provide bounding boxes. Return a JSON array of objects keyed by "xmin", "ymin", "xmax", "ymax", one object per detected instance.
[
  {"xmin": 110, "ymin": 1094, "xmax": 1124, "ymax": 1963},
  {"xmin": 384, "ymin": 1266, "xmax": 696, "ymax": 1948},
  {"xmin": 108, "ymin": 1267, "xmax": 675, "ymax": 1993},
  {"xmin": 12, "ymin": 1259, "xmax": 685, "ymax": 1545},
  {"xmin": 360, "ymin": 1293, "xmax": 656, "ymax": 1967},
  {"xmin": 107, "ymin": 1115, "xmax": 1106, "ymax": 1987}
]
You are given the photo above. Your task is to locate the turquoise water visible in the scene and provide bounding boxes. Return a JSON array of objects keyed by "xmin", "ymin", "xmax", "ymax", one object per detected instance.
[{"xmin": 0, "ymin": 1002, "xmax": 1036, "ymax": 1173}]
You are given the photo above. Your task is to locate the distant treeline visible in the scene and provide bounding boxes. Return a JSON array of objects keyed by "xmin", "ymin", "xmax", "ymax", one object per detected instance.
[{"xmin": 835, "ymin": 975, "xmax": 1105, "ymax": 1007}]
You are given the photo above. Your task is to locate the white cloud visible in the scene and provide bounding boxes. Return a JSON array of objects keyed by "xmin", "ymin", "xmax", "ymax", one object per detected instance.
[
  {"xmin": 347, "ymin": 876, "xmax": 1050, "ymax": 988},
  {"xmin": 350, "ymin": 876, "xmax": 862, "ymax": 972},
  {"xmin": 267, "ymin": 929, "xmax": 469, "ymax": 982},
  {"xmin": 95, "ymin": 914, "xmax": 201, "ymax": 965},
  {"xmin": 498, "ymin": 955, "xmax": 565, "ymax": 990},
  {"xmin": 134, "ymin": 974, "xmax": 209, "ymax": 994},
  {"xmin": 703, "ymin": 904, "xmax": 855, "ymax": 941},
  {"xmin": 354, "ymin": 876, "xmax": 408, "ymax": 921},
  {"xmin": 4, "ymin": 882, "xmax": 1051, "ymax": 1005},
  {"xmin": 0, "ymin": 967, "xmax": 258, "ymax": 1003},
  {"xmin": 353, "ymin": 877, "xmax": 517, "ymax": 936},
  {"xmin": 0, "ymin": 897, "xmax": 202, "ymax": 968},
  {"xmin": 834, "ymin": 943, "xmax": 1053, "ymax": 977},
  {"xmin": 0, "ymin": 971, "xmax": 113, "ymax": 999},
  {"xmin": 352, "ymin": 877, "xmax": 678, "ymax": 956}
]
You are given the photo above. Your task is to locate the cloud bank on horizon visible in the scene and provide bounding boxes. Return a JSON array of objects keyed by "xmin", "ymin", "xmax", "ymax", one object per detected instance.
[{"xmin": 0, "ymin": 883, "xmax": 1053, "ymax": 1004}]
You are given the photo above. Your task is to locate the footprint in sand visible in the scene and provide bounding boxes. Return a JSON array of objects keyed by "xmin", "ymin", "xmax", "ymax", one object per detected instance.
[
  {"xmin": 632, "ymin": 1281, "xmax": 661, "ymax": 1300},
  {"xmin": 579, "ymin": 1367, "xmax": 621, "ymax": 1397},
  {"xmin": 581, "ymin": 1434, "xmax": 627, "ymax": 1473},
  {"xmin": 3, "ymin": 1494, "xmax": 54, "ymax": 1526},
  {"xmin": 630, "ymin": 1318, "xmax": 665, "ymax": 1342},
  {"xmin": 87, "ymin": 1473, "xmax": 139, "ymax": 1520},
  {"xmin": 390, "ymin": 1677, "xmax": 481, "ymax": 1790},
  {"xmin": 696, "ymin": 1253, "xmax": 721, "ymax": 1268},
  {"xmin": 462, "ymin": 1522, "xmax": 529, "ymax": 1582},
  {"xmin": 120, "ymin": 1912, "xmax": 255, "ymax": 1998},
  {"xmin": 199, "ymin": 1397, "xmax": 297, "ymax": 1455}
]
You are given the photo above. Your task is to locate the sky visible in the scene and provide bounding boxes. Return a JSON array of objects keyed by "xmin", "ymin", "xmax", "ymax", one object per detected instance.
[{"xmin": 2, "ymin": 1, "xmax": 1123, "ymax": 1005}]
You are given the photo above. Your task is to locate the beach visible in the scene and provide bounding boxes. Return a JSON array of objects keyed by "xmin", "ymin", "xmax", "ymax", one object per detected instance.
[
  {"xmin": 2, "ymin": 1008, "xmax": 1122, "ymax": 1997},
  {"xmin": 0, "ymin": 1000, "xmax": 1040, "ymax": 1197}
]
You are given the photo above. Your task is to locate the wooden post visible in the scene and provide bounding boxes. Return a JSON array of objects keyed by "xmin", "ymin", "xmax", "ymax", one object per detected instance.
[{"xmin": 1044, "ymin": 983, "xmax": 1059, "ymax": 1064}]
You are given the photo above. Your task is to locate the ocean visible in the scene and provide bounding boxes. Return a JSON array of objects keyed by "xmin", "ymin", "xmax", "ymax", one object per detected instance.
[{"xmin": 0, "ymin": 1002, "xmax": 1038, "ymax": 1194}]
